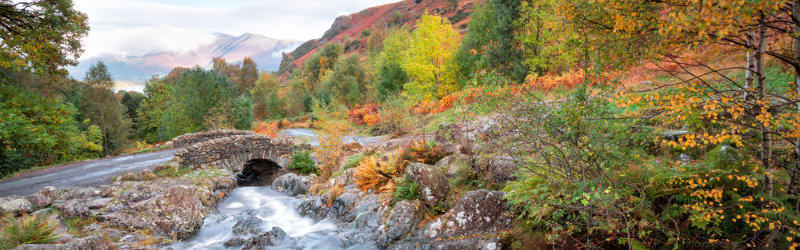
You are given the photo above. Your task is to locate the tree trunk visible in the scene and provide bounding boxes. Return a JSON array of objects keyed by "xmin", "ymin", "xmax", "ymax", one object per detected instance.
[
  {"xmin": 790, "ymin": 1, "xmax": 800, "ymax": 197},
  {"xmin": 755, "ymin": 16, "xmax": 773, "ymax": 196},
  {"xmin": 745, "ymin": 31, "xmax": 756, "ymax": 102}
]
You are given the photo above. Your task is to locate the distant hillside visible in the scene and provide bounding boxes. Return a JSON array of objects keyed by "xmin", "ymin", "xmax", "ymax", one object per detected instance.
[
  {"xmin": 277, "ymin": 0, "xmax": 482, "ymax": 81},
  {"xmin": 69, "ymin": 33, "xmax": 301, "ymax": 84}
]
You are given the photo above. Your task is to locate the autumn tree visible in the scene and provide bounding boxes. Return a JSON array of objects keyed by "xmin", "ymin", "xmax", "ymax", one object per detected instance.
[
  {"xmin": 304, "ymin": 43, "xmax": 344, "ymax": 92},
  {"xmin": 0, "ymin": 0, "xmax": 89, "ymax": 77},
  {"xmin": 137, "ymin": 76, "xmax": 172, "ymax": 142},
  {"xmin": 403, "ymin": 14, "xmax": 461, "ymax": 101}
]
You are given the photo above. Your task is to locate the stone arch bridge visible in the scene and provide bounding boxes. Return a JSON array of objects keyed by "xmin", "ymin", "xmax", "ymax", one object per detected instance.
[{"xmin": 168, "ymin": 130, "xmax": 310, "ymax": 186}]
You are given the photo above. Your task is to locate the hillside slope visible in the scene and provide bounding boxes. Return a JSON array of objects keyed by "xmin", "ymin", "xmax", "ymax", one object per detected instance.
[{"xmin": 276, "ymin": 0, "xmax": 482, "ymax": 81}]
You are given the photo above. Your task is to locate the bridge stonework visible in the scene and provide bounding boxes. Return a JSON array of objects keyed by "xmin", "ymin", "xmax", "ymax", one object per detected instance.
[
  {"xmin": 171, "ymin": 133, "xmax": 308, "ymax": 172},
  {"xmin": 167, "ymin": 130, "xmax": 257, "ymax": 148}
]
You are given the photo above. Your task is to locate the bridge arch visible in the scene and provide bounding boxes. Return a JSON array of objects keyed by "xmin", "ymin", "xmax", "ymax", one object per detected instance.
[{"xmin": 171, "ymin": 133, "xmax": 309, "ymax": 185}]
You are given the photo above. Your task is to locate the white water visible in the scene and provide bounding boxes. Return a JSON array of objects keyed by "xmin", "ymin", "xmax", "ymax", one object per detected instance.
[{"xmin": 170, "ymin": 187, "xmax": 339, "ymax": 250}]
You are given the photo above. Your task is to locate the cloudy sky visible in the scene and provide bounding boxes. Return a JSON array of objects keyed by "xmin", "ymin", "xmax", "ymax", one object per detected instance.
[{"xmin": 73, "ymin": 0, "xmax": 399, "ymax": 59}]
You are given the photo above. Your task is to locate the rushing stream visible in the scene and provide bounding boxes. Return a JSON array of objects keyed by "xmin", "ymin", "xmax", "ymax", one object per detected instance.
[{"xmin": 169, "ymin": 187, "xmax": 342, "ymax": 249}]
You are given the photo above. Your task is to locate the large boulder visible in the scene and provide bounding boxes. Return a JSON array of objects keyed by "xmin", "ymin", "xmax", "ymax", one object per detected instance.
[
  {"xmin": 272, "ymin": 173, "xmax": 315, "ymax": 197},
  {"xmin": 97, "ymin": 185, "xmax": 213, "ymax": 240},
  {"xmin": 112, "ymin": 182, "xmax": 164, "ymax": 205},
  {"xmin": 484, "ymin": 156, "xmax": 517, "ymax": 184},
  {"xmin": 25, "ymin": 194, "xmax": 52, "ymax": 209},
  {"xmin": 441, "ymin": 189, "xmax": 513, "ymax": 238},
  {"xmin": 242, "ymin": 227, "xmax": 289, "ymax": 250},
  {"xmin": 436, "ymin": 154, "xmax": 472, "ymax": 177},
  {"xmin": 13, "ymin": 235, "xmax": 110, "ymax": 250},
  {"xmin": 0, "ymin": 198, "xmax": 34, "ymax": 216},
  {"xmin": 383, "ymin": 200, "xmax": 424, "ymax": 243},
  {"xmin": 405, "ymin": 163, "xmax": 450, "ymax": 207}
]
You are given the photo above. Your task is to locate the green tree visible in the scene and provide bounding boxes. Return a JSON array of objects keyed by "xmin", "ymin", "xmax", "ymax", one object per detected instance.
[
  {"xmin": 403, "ymin": 14, "xmax": 461, "ymax": 101},
  {"xmin": 376, "ymin": 26, "xmax": 412, "ymax": 102},
  {"xmin": 455, "ymin": 0, "xmax": 528, "ymax": 83},
  {"xmin": 80, "ymin": 63, "xmax": 131, "ymax": 155},
  {"xmin": 238, "ymin": 57, "xmax": 259, "ymax": 94},
  {"xmin": 137, "ymin": 76, "xmax": 172, "ymax": 143},
  {"xmin": 321, "ymin": 54, "xmax": 369, "ymax": 106},
  {"xmin": 0, "ymin": 83, "xmax": 101, "ymax": 176},
  {"xmin": 120, "ymin": 90, "xmax": 145, "ymax": 127},
  {"xmin": 0, "ymin": 0, "xmax": 89, "ymax": 77}
]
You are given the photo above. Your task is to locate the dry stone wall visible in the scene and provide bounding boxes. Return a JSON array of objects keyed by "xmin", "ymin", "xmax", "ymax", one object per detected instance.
[
  {"xmin": 167, "ymin": 130, "xmax": 257, "ymax": 148},
  {"xmin": 171, "ymin": 134, "xmax": 309, "ymax": 172}
]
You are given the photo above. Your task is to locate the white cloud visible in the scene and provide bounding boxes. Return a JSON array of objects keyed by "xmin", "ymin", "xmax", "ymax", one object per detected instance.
[
  {"xmin": 73, "ymin": 0, "xmax": 400, "ymax": 59},
  {"xmin": 271, "ymin": 42, "xmax": 304, "ymax": 58},
  {"xmin": 82, "ymin": 25, "xmax": 217, "ymax": 58}
]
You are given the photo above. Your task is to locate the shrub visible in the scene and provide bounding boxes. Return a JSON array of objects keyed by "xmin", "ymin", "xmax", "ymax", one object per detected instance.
[
  {"xmin": 0, "ymin": 214, "xmax": 60, "ymax": 248},
  {"xmin": 253, "ymin": 121, "xmax": 279, "ymax": 137},
  {"xmin": 311, "ymin": 99, "xmax": 350, "ymax": 179},
  {"xmin": 287, "ymin": 150, "xmax": 317, "ymax": 174},
  {"xmin": 354, "ymin": 156, "xmax": 395, "ymax": 192},
  {"xmin": 326, "ymin": 185, "xmax": 344, "ymax": 207},
  {"xmin": 361, "ymin": 29, "xmax": 371, "ymax": 37},
  {"xmin": 392, "ymin": 178, "xmax": 421, "ymax": 205},
  {"xmin": 376, "ymin": 95, "xmax": 416, "ymax": 135},
  {"xmin": 348, "ymin": 103, "xmax": 382, "ymax": 126}
]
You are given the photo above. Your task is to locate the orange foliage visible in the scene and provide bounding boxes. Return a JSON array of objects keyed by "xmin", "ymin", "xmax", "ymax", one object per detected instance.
[
  {"xmin": 253, "ymin": 121, "xmax": 279, "ymax": 137},
  {"xmin": 524, "ymin": 70, "xmax": 587, "ymax": 91},
  {"xmin": 354, "ymin": 156, "xmax": 394, "ymax": 192},
  {"xmin": 348, "ymin": 103, "xmax": 382, "ymax": 125}
]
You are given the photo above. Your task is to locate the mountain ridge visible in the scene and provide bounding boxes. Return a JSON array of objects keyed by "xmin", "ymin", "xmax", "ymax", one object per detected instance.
[{"xmin": 68, "ymin": 33, "xmax": 301, "ymax": 84}]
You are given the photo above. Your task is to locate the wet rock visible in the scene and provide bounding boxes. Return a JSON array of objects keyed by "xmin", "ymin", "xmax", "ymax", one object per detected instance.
[
  {"xmin": 242, "ymin": 227, "xmax": 288, "ymax": 249},
  {"xmin": 13, "ymin": 235, "xmax": 110, "ymax": 250},
  {"xmin": 25, "ymin": 194, "xmax": 52, "ymax": 209},
  {"xmin": 272, "ymin": 173, "xmax": 314, "ymax": 197},
  {"xmin": 232, "ymin": 214, "xmax": 264, "ymax": 235},
  {"xmin": 442, "ymin": 189, "xmax": 512, "ymax": 238},
  {"xmin": 385, "ymin": 200, "xmax": 424, "ymax": 242},
  {"xmin": 436, "ymin": 154, "xmax": 471, "ymax": 177},
  {"xmin": 224, "ymin": 237, "xmax": 247, "ymax": 247},
  {"xmin": 405, "ymin": 163, "xmax": 450, "ymax": 207},
  {"xmin": 1, "ymin": 198, "xmax": 34, "ymax": 216}
]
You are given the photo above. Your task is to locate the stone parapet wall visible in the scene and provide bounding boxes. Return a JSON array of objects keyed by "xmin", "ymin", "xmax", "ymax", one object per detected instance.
[
  {"xmin": 172, "ymin": 134, "xmax": 309, "ymax": 172},
  {"xmin": 167, "ymin": 130, "xmax": 257, "ymax": 148}
]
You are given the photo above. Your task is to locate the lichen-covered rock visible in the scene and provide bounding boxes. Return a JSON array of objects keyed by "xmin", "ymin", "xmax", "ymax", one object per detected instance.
[
  {"xmin": 405, "ymin": 163, "xmax": 450, "ymax": 207},
  {"xmin": 139, "ymin": 169, "xmax": 156, "ymax": 181},
  {"xmin": 436, "ymin": 154, "xmax": 472, "ymax": 177},
  {"xmin": 485, "ymin": 156, "xmax": 517, "ymax": 184},
  {"xmin": 232, "ymin": 212, "xmax": 264, "ymax": 236},
  {"xmin": 13, "ymin": 235, "xmax": 110, "ymax": 250},
  {"xmin": 86, "ymin": 198, "xmax": 112, "ymax": 210},
  {"xmin": 25, "ymin": 194, "xmax": 52, "ymax": 209},
  {"xmin": 97, "ymin": 185, "xmax": 213, "ymax": 240},
  {"xmin": 330, "ymin": 168, "xmax": 356, "ymax": 187},
  {"xmin": 118, "ymin": 172, "xmax": 139, "ymax": 181},
  {"xmin": 52, "ymin": 199, "xmax": 90, "ymax": 219},
  {"xmin": 385, "ymin": 200, "xmax": 424, "ymax": 242},
  {"xmin": 112, "ymin": 181, "xmax": 164, "ymax": 205},
  {"xmin": 272, "ymin": 173, "xmax": 314, "ymax": 197},
  {"xmin": 36, "ymin": 186, "xmax": 57, "ymax": 199},
  {"xmin": 1, "ymin": 198, "xmax": 34, "ymax": 216},
  {"xmin": 388, "ymin": 236, "xmax": 504, "ymax": 250},
  {"xmin": 442, "ymin": 189, "xmax": 512, "ymax": 238}
]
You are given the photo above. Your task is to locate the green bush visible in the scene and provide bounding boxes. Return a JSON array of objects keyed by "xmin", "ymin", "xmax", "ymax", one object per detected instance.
[
  {"xmin": 392, "ymin": 178, "xmax": 420, "ymax": 205},
  {"xmin": 360, "ymin": 29, "xmax": 371, "ymax": 37},
  {"xmin": 287, "ymin": 150, "xmax": 317, "ymax": 174},
  {"xmin": 0, "ymin": 214, "xmax": 60, "ymax": 249}
]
